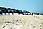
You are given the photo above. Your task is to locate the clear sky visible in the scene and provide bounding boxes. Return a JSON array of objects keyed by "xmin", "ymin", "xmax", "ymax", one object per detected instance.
[{"xmin": 0, "ymin": 0, "xmax": 43, "ymax": 13}]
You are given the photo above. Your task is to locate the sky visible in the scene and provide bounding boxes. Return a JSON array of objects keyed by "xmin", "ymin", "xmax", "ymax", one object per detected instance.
[{"xmin": 0, "ymin": 0, "xmax": 43, "ymax": 13}]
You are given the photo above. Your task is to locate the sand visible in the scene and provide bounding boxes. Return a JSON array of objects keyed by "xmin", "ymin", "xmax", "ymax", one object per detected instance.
[{"xmin": 0, "ymin": 14, "xmax": 43, "ymax": 29}]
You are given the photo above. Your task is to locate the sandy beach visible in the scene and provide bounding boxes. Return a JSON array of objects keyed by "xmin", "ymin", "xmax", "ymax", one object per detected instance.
[{"xmin": 0, "ymin": 14, "xmax": 43, "ymax": 29}]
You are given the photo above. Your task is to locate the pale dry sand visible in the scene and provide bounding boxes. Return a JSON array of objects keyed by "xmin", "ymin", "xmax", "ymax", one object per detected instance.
[{"xmin": 0, "ymin": 15, "xmax": 43, "ymax": 29}]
